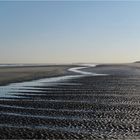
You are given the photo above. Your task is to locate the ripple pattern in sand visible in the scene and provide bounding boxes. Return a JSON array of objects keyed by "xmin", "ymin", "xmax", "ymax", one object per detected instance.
[{"xmin": 1, "ymin": 75, "xmax": 140, "ymax": 139}]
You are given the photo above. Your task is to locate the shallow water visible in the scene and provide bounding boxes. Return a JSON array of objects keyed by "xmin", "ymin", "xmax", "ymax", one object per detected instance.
[
  {"xmin": 0, "ymin": 65, "xmax": 101, "ymax": 99},
  {"xmin": 0, "ymin": 75, "xmax": 85, "ymax": 99}
]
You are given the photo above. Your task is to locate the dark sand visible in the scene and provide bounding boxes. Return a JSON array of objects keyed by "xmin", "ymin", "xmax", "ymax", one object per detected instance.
[
  {"xmin": 1, "ymin": 64, "xmax": 140, "ymax": 139},
  {"xmin": 0, "ymin": 65, "xmax": 73, "ymax": 86}
]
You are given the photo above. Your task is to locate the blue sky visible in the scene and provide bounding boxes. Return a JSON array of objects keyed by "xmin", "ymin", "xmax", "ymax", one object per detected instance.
[{"xmin": 0, "ymin": 1, "xmax": 140, "ymax": 64}]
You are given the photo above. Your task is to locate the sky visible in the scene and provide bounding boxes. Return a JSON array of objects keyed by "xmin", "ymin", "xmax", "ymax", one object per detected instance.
[{"xmin": 0, "ymin": 1, "xmax": 140, "ymax": 64}]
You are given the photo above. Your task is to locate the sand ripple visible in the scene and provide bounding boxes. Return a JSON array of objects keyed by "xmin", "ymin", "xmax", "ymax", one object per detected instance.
[{"xmin": 1, "ymin": 75, "xmax": 140, "ymax": 139}]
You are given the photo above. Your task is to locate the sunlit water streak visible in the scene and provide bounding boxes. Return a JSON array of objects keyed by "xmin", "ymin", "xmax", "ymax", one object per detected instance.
[{"xmin": 0, "ymin": 64, "xmax": 105, "ymax": 99}]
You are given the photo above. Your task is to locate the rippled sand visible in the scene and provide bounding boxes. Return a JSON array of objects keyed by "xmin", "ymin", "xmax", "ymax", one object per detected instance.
[{"xmin": 1, "ymin": 64, "xmax": 140, "ymax": 139}]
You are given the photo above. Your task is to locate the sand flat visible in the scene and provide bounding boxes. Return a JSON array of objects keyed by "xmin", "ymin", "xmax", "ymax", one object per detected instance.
[
  {"xmin": 0, "ymin": 65, "xmax": 72, "ymax": 86},
  {"xmin": 1, "ymin": 64, "xmax": 140, "ymax": 139}
]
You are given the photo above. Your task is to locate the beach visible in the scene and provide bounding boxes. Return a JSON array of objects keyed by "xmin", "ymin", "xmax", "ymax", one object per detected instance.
[
  {"xmin": 1, "ymin": 63, "xmax": 140, "ymax": 139},
  {"xmin": 0, "ymin": 65, "xmax": 73, "ymax": 86}
]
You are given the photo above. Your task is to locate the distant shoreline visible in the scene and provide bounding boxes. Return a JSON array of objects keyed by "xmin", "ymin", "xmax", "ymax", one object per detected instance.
[{"xmin": 0, "ymin": 63, "xmax": 140, "ymax": 86}]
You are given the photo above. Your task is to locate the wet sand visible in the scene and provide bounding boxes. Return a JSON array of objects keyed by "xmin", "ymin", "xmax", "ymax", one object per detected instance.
[
  {"xmin": 0, "ymin": 65, "xmax": 72, "ymax": 86},
  {"xmin": 1, "ymin": 64, "xmax": 140, "ymax": 139}
]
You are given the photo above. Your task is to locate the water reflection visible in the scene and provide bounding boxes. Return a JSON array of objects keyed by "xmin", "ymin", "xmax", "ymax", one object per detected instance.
[
  {"xmin": 0, "ymin": 75, "xmax": 84, "ymax": 99},
  {"xmin": 0, "ymin": 65, "xmax": 105, "ymax": 99}
]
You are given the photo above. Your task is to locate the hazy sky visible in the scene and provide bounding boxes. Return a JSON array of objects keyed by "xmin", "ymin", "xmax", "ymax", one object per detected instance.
[{"xmin": 0, "ymin": 1, "xmax": 140, "ymax": 64}]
